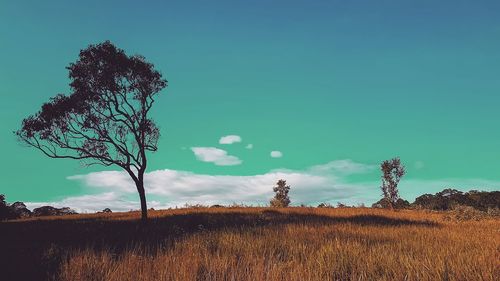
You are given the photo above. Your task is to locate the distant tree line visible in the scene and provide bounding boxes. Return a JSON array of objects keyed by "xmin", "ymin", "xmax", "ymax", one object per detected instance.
[
  {"xmin": 371, "ymin": 189, "xmax": 500, "ymax": 211},
  {"xmin": 412, "ymin": 189, "xmax": 500, "ymax": 211},
  {"xmin": 0, "ymin": 195, "xmax": 77, "ymax": 221},
  {"xmin": 2, "ymin": 188, "xmax": 499, "ymax": 221}
]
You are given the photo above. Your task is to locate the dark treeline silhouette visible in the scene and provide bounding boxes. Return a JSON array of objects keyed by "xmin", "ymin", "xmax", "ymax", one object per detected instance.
[
  {"xmin": 371, "ymin": 188, "xmax": 500, "ymax": 211},
  {"xmin": 0, "ymin": 196, "xmax": 77, "ymax": 221},
  {"xmin": 412, "ymin": 188, "xmax": 500, "ymax": 211}
]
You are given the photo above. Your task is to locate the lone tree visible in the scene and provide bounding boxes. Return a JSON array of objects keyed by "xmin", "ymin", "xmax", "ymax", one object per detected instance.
[
  {"xmin": 380, "ymin": 157, "xmax": 406, "ymax": 209},
  {"xmin": 16, "ymin": 41, "xmax": 167, "ymax": 222},
  {"xmin": 270, "ymin": 179, "xmax": 291, "ymax": 207}
]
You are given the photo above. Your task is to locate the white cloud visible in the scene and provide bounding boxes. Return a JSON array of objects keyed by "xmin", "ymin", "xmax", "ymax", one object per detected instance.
[
  {"xmin": 219, "ymin": 135, "xmax": 242, "ymax": 145},
  {"xmin": 191, "ymin": 147, "xmax": 242, "ymax": 166},
  {"xmin": 25, "ymin": 159, "xmax": 500, "ymax": 213},
  {"xmin": 246, "ymin": 144, "xmax": 253, "ymax": 149},
  {"xmin": 27, "ymin": 160, "xmax": 375, "ymax": 212},
  {"xmin": 25, "ymin": 192, "xmax": 165, "ymax": 213},
  {"xmin": 270, "ymin": 151, "xmax": 283, "ymax": 158},
  {"xmin": 414, "ymin": 161, "xmax": 425, "ymax": 170},
  {"xmin": 67, "ymin": 171, "xmax": 135, "ymax": 191},
  {"xmin": 308, "ymin": 159, "xmax": 376, "ymax": 175}
]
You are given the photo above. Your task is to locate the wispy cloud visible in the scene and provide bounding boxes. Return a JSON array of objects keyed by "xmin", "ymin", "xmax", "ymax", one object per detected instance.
[
  {"xmin": 219, "ymin": 135, "xmax": 242, "ymax": 145},
  {"xmin": 25, "ymin": 160, "xmax": 500, "ymax": 213},
  {"xmin": 246, "ymin": 144, "xmax": 253, "ymax": 149},
  {"xmin": 25, "ymin": 192, "xmax": 165, "ymax": 213},
  {"xmin": 191, "ymin": 147, "xmax": 242, "ymax": 166},
  {"xmin": 270, "ymin": 151, "xmax": 283, "ymax": 158},
  {"xmin": 414, "ymin": 161, "xmax": 425, "ymax": 170},
  {"xmin": 308, "ymin": 159, "xmax": 376, "ymax": 175},
  {"xmin": 26, "ymin": 160, "xmax": 375, "ymax": 212}
]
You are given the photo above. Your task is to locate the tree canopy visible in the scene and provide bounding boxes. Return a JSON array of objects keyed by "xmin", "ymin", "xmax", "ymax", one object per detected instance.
[{"xmin": 16, "ymin": 41, "xmax": 167, "ymax": 221}]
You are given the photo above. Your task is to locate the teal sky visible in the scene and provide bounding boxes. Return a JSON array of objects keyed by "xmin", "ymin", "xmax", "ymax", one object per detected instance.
[{"xmin": 1, "ymin": 0, "xmax": 499, "ymax": 209}]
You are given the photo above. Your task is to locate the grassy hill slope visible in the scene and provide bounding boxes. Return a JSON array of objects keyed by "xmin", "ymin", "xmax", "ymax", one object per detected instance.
[{"xmin": 1, "ymin": 207, "xmax": 498, "ymax": 280}]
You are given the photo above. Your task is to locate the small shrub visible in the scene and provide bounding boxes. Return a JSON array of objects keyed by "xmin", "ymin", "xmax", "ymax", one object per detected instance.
[
  {"xmin": 486, "ymin": 207, "xmax": 500, "ymax": 217},
  {"xmin": 210, "ymin": 204, "xmax": 224, "ymax": 208},
  {"xmin": 372, "ymin": 198, "xmax": 410, "ymax": 209},
  {"xmin": 444, "ymin": 205, "xmax": 486, "ymax": 221},
  {"xmin": 336, "ymin": 202, "xmax": 350, "ymax": 208},
  {"xmin": 270, "ymin": 179, "xmax": 291, "ymax": 207},
  {"xmin": 317, "ymin": 203, "xmax": 334, "ymax": 208},
  {"xmin": 184, "ymin": 203, "xmax": 209, "ymax": 209}
]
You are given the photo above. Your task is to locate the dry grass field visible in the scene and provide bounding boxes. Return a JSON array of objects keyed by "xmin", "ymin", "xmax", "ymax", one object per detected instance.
[{"xmin": 1, "ymin": 207, "xmax": 498, "ymax": 281}]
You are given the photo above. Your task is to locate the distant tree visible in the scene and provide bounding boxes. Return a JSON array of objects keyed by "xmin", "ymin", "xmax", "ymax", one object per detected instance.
[
  {"xmin": 270, "ymin": 179, "xmax": 291, "ymax": 207},
  {"xmin": 0, "ymin": 194, "xmax": 8, "ymax": 220},
  {"xmin": 15, "ymin": 41, "xmax": 167, "ymax": 222},
  {"xmin": 380, "ymin": 157, "xmax": 406, "ymax": 209},
  {"xmin": 0, "ymin": 194, "xmax": 14, "ymax": 221},
  {"xmin": 336, "ymin": 202, "xmax": 348, "ymax": 208},
  {"xmin": 317, "ymin": 202, "xmax": 333, "ymax": 208}
]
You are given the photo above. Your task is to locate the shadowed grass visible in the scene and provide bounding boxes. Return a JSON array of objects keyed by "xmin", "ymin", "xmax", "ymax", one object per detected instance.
[{"xmin": 0, "ymin": 207, "xmax": 497, "ymax": 280}]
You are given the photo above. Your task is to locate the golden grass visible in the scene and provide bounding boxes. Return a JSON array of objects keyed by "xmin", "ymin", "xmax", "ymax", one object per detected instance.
[{"xmin": 39, "ymin": 208, "xmax": 500, "ymax": 281}]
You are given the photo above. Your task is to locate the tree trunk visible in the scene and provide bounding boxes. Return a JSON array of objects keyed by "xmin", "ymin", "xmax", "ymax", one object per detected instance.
[{"xmin": 135, "ymin": 180, "xmax": 148, "ymax": 222}]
